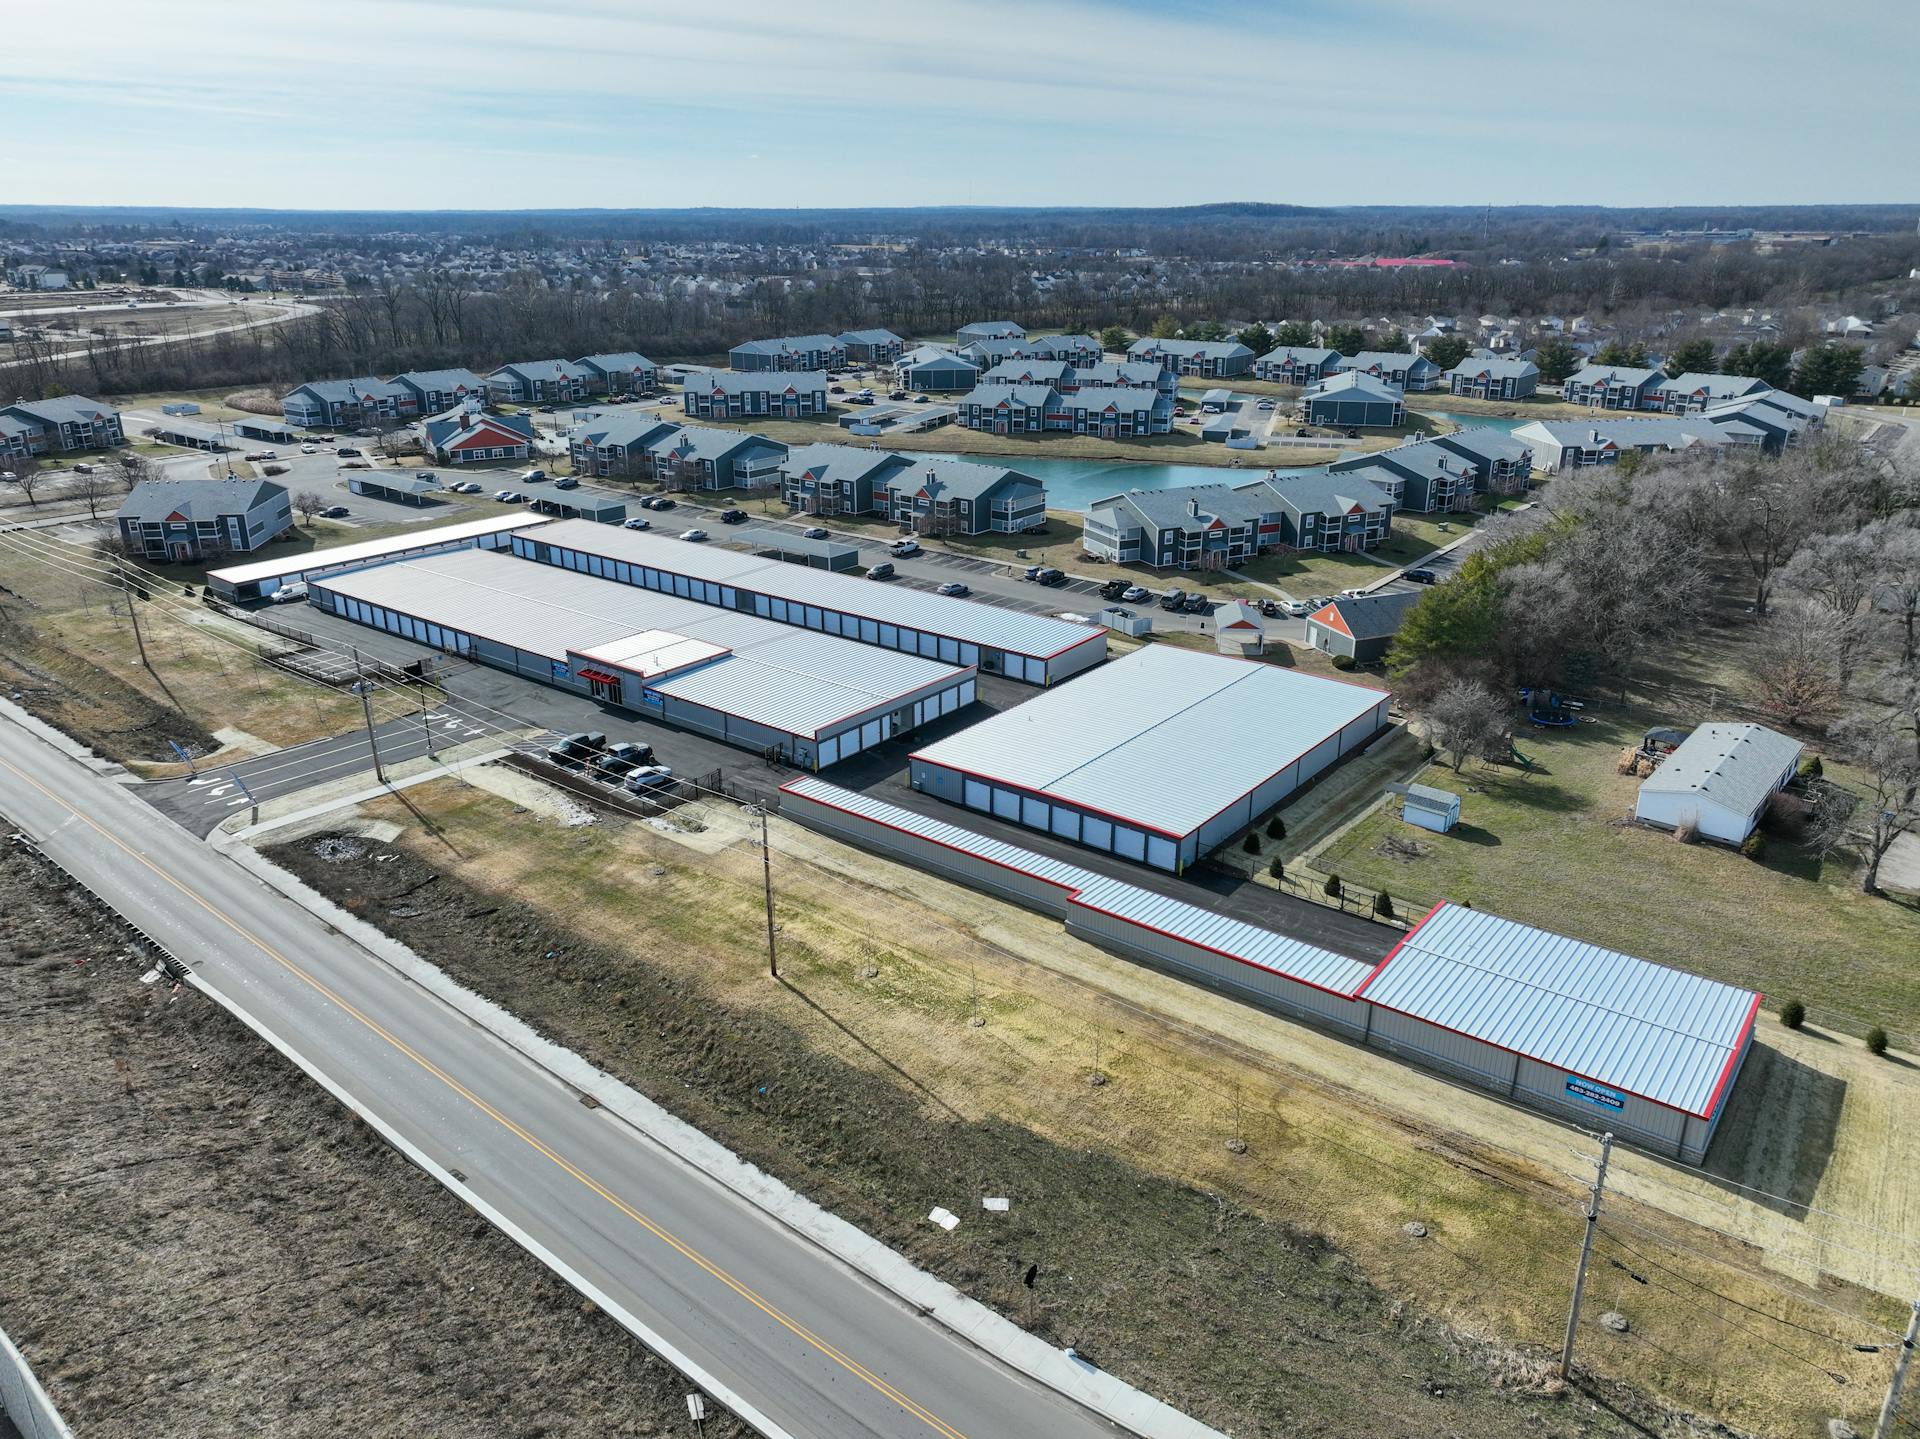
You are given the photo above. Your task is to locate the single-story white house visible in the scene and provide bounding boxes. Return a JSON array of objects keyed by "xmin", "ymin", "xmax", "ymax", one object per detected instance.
[{"xmin": 1634, "ymin": 722, "xmax": 1802, "ymax": 845}]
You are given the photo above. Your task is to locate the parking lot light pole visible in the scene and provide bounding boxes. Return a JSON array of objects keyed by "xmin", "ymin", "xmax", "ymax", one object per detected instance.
[{"xmin": 757, "ymin": 805, "xmax": 777, "ymax": 980}]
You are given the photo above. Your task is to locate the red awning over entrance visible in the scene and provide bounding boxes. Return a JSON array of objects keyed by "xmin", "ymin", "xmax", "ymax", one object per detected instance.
[{"xmin": 575, "ymin": 667, "xmax": 621, "ymax": 685}]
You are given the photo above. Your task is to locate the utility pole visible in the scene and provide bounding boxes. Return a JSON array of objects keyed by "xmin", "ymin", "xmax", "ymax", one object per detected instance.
[
  {"xmin": 1559, "ymin": 1131, "xmax": 1614, "ymax": 1381},
  {"xmin": 351, "ymin": 648, "xmax": 387, "ymax": 785},
  {"xmin": 115, "ymin": 553, "xmax": 151, "ymax": 674},
  {"xmin": 757, "ymin": 805, "xmax": 777, "ymax": 979},
  {"xmin": 1875, "ymin": 1294, "xmax": 1920, "ymax": 1439}
]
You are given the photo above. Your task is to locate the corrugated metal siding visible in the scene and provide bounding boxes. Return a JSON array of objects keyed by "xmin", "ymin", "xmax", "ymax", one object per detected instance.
[
  {"xmin": 1068, "ymin": 877, "xmax": 1375, "ymax": 997},
  {"xmin": 211, "ymin": 512, "xmax": 547, "ymax": 589},
  {"xmin": 909, "ymin": 646, "xmax": 1388, "ymax": 839},
  {"xmin": 314, "ymin": 549, "xmax": 966, "ymax": 741},
  {"xmin": 524, "ymin": 518, "xmax": 1102, "ymax": 663},
  {"xmin": 1359, "ymin": 903, "xmax": 1757, "ymax": 1118}
]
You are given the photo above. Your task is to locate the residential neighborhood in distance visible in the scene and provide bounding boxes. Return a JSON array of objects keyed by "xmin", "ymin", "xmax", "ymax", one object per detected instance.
[{"xmin": 3, "ymin": 7, "xmax": 1918, "ymax": 1439}]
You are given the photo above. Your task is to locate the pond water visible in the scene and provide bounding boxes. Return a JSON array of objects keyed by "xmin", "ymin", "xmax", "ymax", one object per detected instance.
[{"xmin": 921, "ymin": 409, "xmax": 1533, "ymax": 512}]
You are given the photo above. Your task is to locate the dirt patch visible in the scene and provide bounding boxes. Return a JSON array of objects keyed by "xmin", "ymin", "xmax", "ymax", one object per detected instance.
[
  {"xmin": 0, "ymin": 616, "xmax": 215, "ymax": 763},
  {"xmin": 265, "ymin": 823, "xmax": 1737, "ymax": 1439},
  {"xmin": 0, "ymin": 847, "xmax": 747, "ymax": 1439}
]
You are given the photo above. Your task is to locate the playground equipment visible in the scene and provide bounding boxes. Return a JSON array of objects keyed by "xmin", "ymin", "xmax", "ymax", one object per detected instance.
[{"xmin": 1519, "ymin": 687, "xmax": 1581, "ymax": 728}]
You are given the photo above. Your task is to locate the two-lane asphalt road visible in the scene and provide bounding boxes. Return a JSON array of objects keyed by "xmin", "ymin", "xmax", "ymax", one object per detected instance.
[{"xmin": 0, "ymin": 714, "xmax": 1147, "ymax": 1439}]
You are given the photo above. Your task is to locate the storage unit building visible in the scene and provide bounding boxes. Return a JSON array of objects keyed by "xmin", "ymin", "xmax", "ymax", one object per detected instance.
[
  {"xmin": 1302, "ymin": 372, "xmax": 1406, "ymax": 428},
  {"xmin": 778, "ymin": 781, "xmax": 1758, "ymax": 1161},
  {"xmin": 1355, "ymin": 903, "xmax": 1760, "ymax": 1162},
  {"xmin": 908, "ymin": 645, "xmax": 1390, "ymax": 871},
  {"xmin": 308, "ymin": 548, "xmax": 974, "ymax": 770},
  {"xmin": 1634, "ymin": 722, "xmax": 1802, "ymax": 844},
  {"xmin": 508, "ymin": 518, "xmax": 1106, "ymax": 684},
  {"xmin": 204, "ymin": 512, "xmax": 547, "ymax": 600},
  {"xmin": 232, "ymin": 416, "xmax": 297, "ymax": 445}
]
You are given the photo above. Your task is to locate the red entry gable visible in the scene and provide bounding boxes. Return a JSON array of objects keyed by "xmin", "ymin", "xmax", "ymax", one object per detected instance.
[{"xmin": 1310, "ymin": 603, "xmax": 1352, "ymax": 637}]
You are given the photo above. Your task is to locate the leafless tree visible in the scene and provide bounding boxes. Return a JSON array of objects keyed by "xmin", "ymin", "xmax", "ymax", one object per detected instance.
[
  {"xmin": 1750, "ymin": 604, "xmax": 1845, "ymax": 726},
  {"xmin": 1782, "ymin": 529, "xmax": 1877, "ymax": 684},
  {"xmin": 1423, "ymin": 678, "xmax": 1512, "ymax": 772},
  {"xmin": 9, "ymin": 454, "xmax": 45, "ymax": 506},
  {"xmin": 109, "ymin": 449, "xmax": 154, "ymax": 493},
  {"xmin": 1833, "ymin": 697, "xmax": 1920, "ymax": 895},
  {"xmin": 293, "ymin": 490, "xmax": 326, "ymax": 526},
  {"xmin": 1867, "ymin": 518, "xmax": 1920, "ymax": 669},
  {"xmin": 74, "ymin": 466, "xmax": 114, "ymax": 521}
]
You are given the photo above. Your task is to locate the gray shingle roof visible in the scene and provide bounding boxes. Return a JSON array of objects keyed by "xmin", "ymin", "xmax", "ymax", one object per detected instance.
[
  {"xmin": 881, "ymin": 455, "xmax": 1041, "ymax": 504},
  {"xmin": 1128, "ymin": 338, "xmax": 1255, "ymax": 361},
  {"xmin": 116, "ymin": 477, "xmax": 285, "ymax": 523},
  {"xmin": 731, "ymin": 333, "xmax": 841, "ymax": 356},
  {"xmin": 778, "ymin": 442, "xmax": 910, "ymax": 487},
  {"xmin": 1235, "ymin": 469, "xmax": 1395, "ymax": 517},
  {"xmin": 1303, "ymin": 371, "xmax": 1403, "ymax": 403},
  {"xmin": 1314, "ymin": 590, "xmax": 1420, "ymax": 642},
  {"xmin": 5, "ymin": 394, "xmax": 120, "ymax": 426},
  {"xmin": 575, "ymin": 352, "xmax": 656, "ymax": 375},
  {"xmin": 1443, "ymin": 356, "xmax": 1539, "ymax": 381},
  {"xmin": 685, "ymin": 368, "xmax": 828, "ymax": 397}
]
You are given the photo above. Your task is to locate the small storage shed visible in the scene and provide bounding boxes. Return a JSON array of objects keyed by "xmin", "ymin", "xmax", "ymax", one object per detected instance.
[
  {"xmin": 1634, "ymin": 722, "xmax": 1802, "ymax": 844},
  {"xmin": 1400, "ymin": 783, "xmax": 1460, "ymax": 833},
  {"xmin": 1210, "ymin": 599, "xmax": 1264, "ymax": 655}
]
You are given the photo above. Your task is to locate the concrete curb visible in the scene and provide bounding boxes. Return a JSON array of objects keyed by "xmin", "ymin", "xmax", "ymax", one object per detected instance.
[
  {"xmin": 212, "ymin": 824, "xmax": 1226, "ymax": 1439},
  {"xmin": 178, "ymin": 953, "xmax": 790, "ymax": 1439},
  {"xmin": 219, "ymin": 746, "xmax": 514, "ymax": 841},
  {"xmin": 0, "ymin": 1323, "xmax": 75, "ymax": 1439},
  {"xmin": 0, "ymin": 697, "xmax": 123, "ymax": 777}
]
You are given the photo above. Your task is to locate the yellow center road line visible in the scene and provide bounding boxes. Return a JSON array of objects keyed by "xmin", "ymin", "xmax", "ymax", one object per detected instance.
[{"xmin": 3, "ymin": 752, "xmax": 970, "ymax": 1439}]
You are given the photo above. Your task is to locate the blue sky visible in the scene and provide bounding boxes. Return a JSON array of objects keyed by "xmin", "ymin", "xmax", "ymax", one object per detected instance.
[{"xmin": 5, "ymin": 0, "xmax": 1915, "ymax": 211}]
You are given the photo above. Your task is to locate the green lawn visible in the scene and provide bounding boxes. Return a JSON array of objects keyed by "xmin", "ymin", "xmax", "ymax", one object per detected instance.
[{"xmin": 1318, "ymin": 683, "xmax": 1920, "ymax": 1040}]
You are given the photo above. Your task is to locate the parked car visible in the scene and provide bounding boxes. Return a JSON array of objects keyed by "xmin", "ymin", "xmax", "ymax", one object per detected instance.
[
  {"xmin": 318, "ymin": 505, "xmax": 349, "ymax": 518},
  {"xmin": 866, "ymin": 561, "xmax": 896, "ymax": 580},
  {"xmin": 414, "ymin": 470, "xmax": 436, "ymax": 481},
  {"xmin": 1022, "ymin": 564, "xmax": 1042, "ymax": 581},
  {"xmin": 1182, "ymin": 594, "xmax": 1211, "ymax": 614},
  {"xmin": 718, "ymin": 508, "xmax": 748, "ymax": 524},
  {"xmin": 1345, "ymin": 429, "xmax": 1360, "ymax": 439},
  {"xmin": 1099, "ymin": 578, "xmax": 1129, "ymax": 600},
  {"xmin": 622, "ymin": 516, "xmax": 652, "ymax": 530},
  {"xmin": 935, "ymin": 581, "xmax": 970, "ymax": 597},
  {"xmin": 270, "ymin": 582, "xmax": 308, "ymax": 604},
  {"xmin": 1403, "ymin": 567, "xmax": 1438, "ymax": 585},
  {"xmin": 1308, "ymin": 595, "xmax": 1334, "ymax": 610},
  {"xmin": 651, "ymin": 496, "xmax": 677, "ymax": 510},
  {"xmin": 1256, "ymin": 400, "xmax": 1275, "ymax": 410},
  {"xmin": 802, "ymin": 526, "xmax": 829, "ymax": 540},
  {"xmin": 299, "ymin": 445, "xmax": 318, "ymax": 454},
  {"xmin": 73, "ymin": 464, "xmax": 95, "ymax": 474},
  {"xmin": 889, "ymin": 537, "xmax": 920, "ymax": 557},
  {"xmin": 1341, "ymin": 587, "xmax": 1369, "ymax": 599},
  {"xmin": 1036, "ymin": 567, "xmax": 1068, "ymax": 587},
  {"xmin": 553, "ymin": 477, "xmax": 578, "ymax": 490},
  {"xmin": 1280, "ymin": 598, "xmax": 1310, "ymax": 617},
  {"xmin": 888, "ymin": 390, "xmax": 907, "ymax": 401},
  {"xmin": 546, "ymin": 731, "xmax": 608, "ymax": 771},
  {"xmin": 1158, "ymin": 589, "xmax": 1188, "ymax": 610},
  {"xmin": 679, "ymin": 528, "xmax": 709, "ymax": 542},
  {"xmin": 625, "ymin": 764, "xmax": 675, "ymax": 793},
  {"xmin": 494, "ymin": 490, "xmax": 516, "ymax": 502},
  {"xmin": 519, "ymin": 468, "xmax": 547, "ymax": 483},
  {"xmin": 829, "ymin": 384, "xmax": 845, "ymax": 394},
  {"xmin": 913, "ymin": 394, "xmax": 930, "ymax": 403},
  {"xmin": 335, "ymin": 447, "xmax": 361, "ymax": 457},
  {"xmin": 593, "ymin": 741, "xmax": 656, "ymax": 781},
  {"xmin": 1121, "ymin": 585, "xmax": 1150, "ymax": 603}
]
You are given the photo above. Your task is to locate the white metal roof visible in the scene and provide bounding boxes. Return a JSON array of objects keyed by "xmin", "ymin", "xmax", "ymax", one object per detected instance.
[
  {"xmin": 1069, "ymin": 876, "xmax": 1375, "ymax": 996},
  {"xmin": 314, "ymin": 549, "xmax": 965, "ymax": 740},
  {"xmin": 909, "ymin": 646, "xmax": 1388, "ymax": 838},
  {"xmin": 525, "ymin": 519, "xmax": 1104, "ymax": 662},
  {"xmin": 1357, "ymin": 903, "xmax": 1759, "ymax": 1117},
  {"xmin": 1638, "ymin": 722, "xmax": 1802, "ymax": 822},
  {"xmin": 781, "ymin": 775, "xmax": 1104, "ymax": 892},
  {"xmin": 207, "ymin": 513, "xmax": 548, "ymax": 588},
  {"xmin": 781, "ymin": 777, "xmax": 1378, "ymax": 994}
]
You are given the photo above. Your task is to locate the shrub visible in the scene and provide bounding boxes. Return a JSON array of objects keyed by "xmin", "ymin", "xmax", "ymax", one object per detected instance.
[
  {"xmin": 1265, "ymin": 816, "xmax": 1286, "ymax": 841},
  {"xmin": 262, "ymin": 463, "xmax": 288, "ymax": 476},
  {"xmin": 1373, "ymin": 890, "xmax": 1396, "ymax": 921},
  {"xmin": 1778, "ymin": 999, "xmax": 1806, "ymax": 1030},
  {"xmin": 1798, "ymin": 754, "xmax": 1823, "ymax": 781},
  {"xmin": 1323, "ymin": 874, "xmax": 1343, "ymax": 900},
  {"xmin": 1866, "ymin": 1027, "xmax": 1889, "ymax": 1057},
  {"xmin": 1267, "ymin": 856, "xmax": 1284, "ymax": 882},
  {"xmin": 1242, "ymin": 832, "xmax": 1261, "ymax": 855},
  {"xmin": 1740, "ymin": 832, "xmax": 1766, "ymax": 861},
  {"xmin": 1332, "ymin": 654, "xmax": 1356, "ymax": 671}
]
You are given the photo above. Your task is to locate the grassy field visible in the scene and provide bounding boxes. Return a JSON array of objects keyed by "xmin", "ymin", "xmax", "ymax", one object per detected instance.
[
  {"xmin": 0, "ymin": 520, "xmax": 440, "ymax": 764},
  {"xmin": 1317, "ymin": 622, "xmax": 1920, "ymax": 1041},
  {"xmin": 267, "ymin": 774, "xmax": 1913, "ymax": 1438}
]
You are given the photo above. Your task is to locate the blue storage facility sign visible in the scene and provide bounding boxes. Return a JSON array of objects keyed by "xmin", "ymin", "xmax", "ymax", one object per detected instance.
[{"xmin": 1565, "ymin": 1077, "xmax": 1626, "ymax": 1111}]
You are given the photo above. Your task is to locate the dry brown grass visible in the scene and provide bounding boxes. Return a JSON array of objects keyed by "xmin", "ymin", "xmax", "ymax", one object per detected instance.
[{"xmin": 312, "ymin": 776, "xmax": 1911, "ymax": 1438}]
